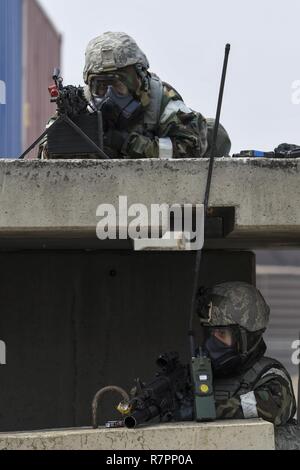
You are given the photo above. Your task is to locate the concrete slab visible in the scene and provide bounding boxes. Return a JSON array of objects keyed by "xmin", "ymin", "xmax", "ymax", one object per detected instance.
[
  {"xmin": 0, "ymin": 420, "xmax": 275, "ymax": 450},
  {"xmin": 0, "ymin": 158, "xmax": 300, "ymax": 249}
]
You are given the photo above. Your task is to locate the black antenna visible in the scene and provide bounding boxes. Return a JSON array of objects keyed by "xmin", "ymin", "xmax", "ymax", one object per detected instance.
[
  {"xmin": 188, "ymin": 44, "xmax": 231, "ymax": 358},
  {"xmin": 204, "ymin": 44, "xmax": 231, "ymax": 212}
]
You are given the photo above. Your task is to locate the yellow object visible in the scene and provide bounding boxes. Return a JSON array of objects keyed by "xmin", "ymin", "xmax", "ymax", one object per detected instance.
[
  {"xmin": 200, "ymin": 385, "xmax": 209, "ymax": 394},
  {"xmin": 117, "ymin": 401, "xmax": 132, "ymax": 416}
]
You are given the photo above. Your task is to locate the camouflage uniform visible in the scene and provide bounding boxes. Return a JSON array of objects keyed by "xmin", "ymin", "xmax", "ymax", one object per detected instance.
[
  {"xmin": 39, "ymin": 32, "xmax": 231, "ymax": 160},
  {"xmin": 122, "ymin": 82, "xmax": 209, "ymax": 159},
  {"xmin": 198, "ymin": 282, "xmax": 297, "ymax": 427},
  {"xmin": 214, "ymin": 358, "xmax": 296, "ymax": 426}
]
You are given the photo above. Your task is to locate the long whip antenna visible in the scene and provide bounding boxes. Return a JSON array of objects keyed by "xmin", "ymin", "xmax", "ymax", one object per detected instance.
[{"xmin": 188, "ymin": 44, "xmax": 231, "ymax": 358}]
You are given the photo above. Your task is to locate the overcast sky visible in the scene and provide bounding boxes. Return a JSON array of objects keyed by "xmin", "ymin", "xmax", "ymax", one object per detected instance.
[{"xmin": 38, "ymin": 0, "xmax": 300, "ymax": 153}]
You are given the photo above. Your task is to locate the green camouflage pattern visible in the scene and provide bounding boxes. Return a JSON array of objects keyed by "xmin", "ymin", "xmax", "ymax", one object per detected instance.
[
  {"xmin": 206, "ymin": 118, "xmax": 231, "ymax": 157},
  {"xmin": 215, "ymin": 365, "xmax": 296, "ymax": 426},
  {"xmin": 38, "ymin": 79, "xmax": 209, "ymax": 160},
  {"xmin": 38, "ymin": 32, "xmax": 221, "ymax": 160},
  {"xmin": 124, "ymin": 83, "xmax": 208, "ymax": 158},
  {"xmin": 83, "ymin": 32, "xmax": 149, "ymax": 84},
  {"xmin": 200, "ymin": 282, "xmax": 270, "ymax": 332}
]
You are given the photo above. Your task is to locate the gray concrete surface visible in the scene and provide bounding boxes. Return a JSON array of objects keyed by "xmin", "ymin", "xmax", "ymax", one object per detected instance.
[
  {"xmin": 1, "ymin": 158, "xmax": 300, "ymax": 249},
  {"xmin": 276, "ymin": 424, "xmax": 300, "ymax": 450},
  {"xmin": 0, "ymin": 420, "xmax": 275, "ymax": 450}
]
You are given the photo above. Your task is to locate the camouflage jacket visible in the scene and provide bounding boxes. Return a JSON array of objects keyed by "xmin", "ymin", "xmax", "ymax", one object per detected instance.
[
  {"xmin": 39, "ymin": 74, "xmax": 214, "ymax": 160},
  {"xmin": 215, "ymin": 356, "xmax": 297, "ymax": 427},
  {"xmin": 123, "ymin": 78, "xmax": 208, "ymax": 159}
]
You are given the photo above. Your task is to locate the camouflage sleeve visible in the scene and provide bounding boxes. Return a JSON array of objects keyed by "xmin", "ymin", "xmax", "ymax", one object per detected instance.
[
  {"xmin": 158, "ymin": 85, "xmax": 208, "ymax": 158},
  {"xmin": 216, "ymin": 370, "xmax": 296, "ymax": 426},
  {"xmin": 126, "ymin": 107, "xmax": 208, "ymax": 158},
  {"xmin": 253, "ymin": 369, "xmax": 296, "ymax": 427},
  {"xmin": 158, "ymin": 103, "xmax": 208, "ymax": 158},
  {"xmin": 125, "ymin": 133, "xmax": 161, "ymax": 159},
  {"xmin": 125, "ymin": 99, "xmax": 208, "ymax": 159},
  {"xmin": 216, "ymin": 397, "xmax": 244, "ymax": 421}
]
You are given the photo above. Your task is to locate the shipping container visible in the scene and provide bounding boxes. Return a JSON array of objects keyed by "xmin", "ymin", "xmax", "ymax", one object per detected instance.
[
  {"xmin": 0, "ymin": 0, "xmax": 23, "ymax": 158},
  {"xmin": 23, "ymin": 0, "xmax": 61, "ymax": 159},
  {"xmin": 0, "ymin": 0, "xmax": 61, "ymax": 159}
]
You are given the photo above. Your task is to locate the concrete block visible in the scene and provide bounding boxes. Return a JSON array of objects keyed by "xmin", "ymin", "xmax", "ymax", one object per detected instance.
[
  {"xmin": 0, "ymin": 420, "xmax": 275, "ymax": 450},
  {"xmin": 0, "ymin": 158, "xmax": 300, "ymax": 249}
]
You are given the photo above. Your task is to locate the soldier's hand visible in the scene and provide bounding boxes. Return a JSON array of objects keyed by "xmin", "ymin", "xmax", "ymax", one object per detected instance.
[{"xmin": 104, "ymin": 129, "xmax": 130, "ymax": 154}]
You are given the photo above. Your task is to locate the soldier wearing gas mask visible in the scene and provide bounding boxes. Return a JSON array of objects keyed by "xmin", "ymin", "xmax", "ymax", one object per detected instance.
[
  {"xmin": 39, "ymin": 32, "xmax": 231, "ymax": 159},
  {"xmin": 82, "ymin": 32, "xmax": 231, "ymax": 159},
  {"xmin": 197, "ymin": 282, "xmax": 296, "ymax": 426},
  {"xmin": 82, "ymin": 31, "xmax": 209, "ymax": 159}
]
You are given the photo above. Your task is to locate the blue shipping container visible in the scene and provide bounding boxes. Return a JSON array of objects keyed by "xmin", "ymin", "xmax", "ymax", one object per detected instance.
[{"xmin": 0, "ymin": 0, "xmax": 22, "ymax": 158}]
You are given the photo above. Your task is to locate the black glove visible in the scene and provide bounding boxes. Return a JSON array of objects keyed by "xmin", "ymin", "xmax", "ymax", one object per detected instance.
[
  {"xmin": 274, "ymin": 143, "xmax": 300, "ymax": 158},
  {"xmin": 104, "ymin": 129, "xmax": 130, "ymax": 154}
]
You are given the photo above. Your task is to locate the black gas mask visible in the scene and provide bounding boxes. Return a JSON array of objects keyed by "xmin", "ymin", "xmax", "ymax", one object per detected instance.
[
  {"xmin": 202, "ymin": 325, "xmax": 266, "ymax": 377},
  {"xmin": 89, "ymin": 75, "xmax": 143, "ymax": 130},
  {"xmin": 203, "ymin": 326, "xmax": 242, "ymax": 377}
]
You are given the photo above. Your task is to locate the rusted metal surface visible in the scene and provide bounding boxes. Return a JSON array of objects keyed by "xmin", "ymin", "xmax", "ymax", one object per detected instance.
[{"xmin": 92, "ymin": 386, "xmax": 129, "ymax": 429}]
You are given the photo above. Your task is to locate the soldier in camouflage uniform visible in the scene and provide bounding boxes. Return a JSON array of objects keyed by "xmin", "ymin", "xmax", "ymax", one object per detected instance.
[
  {"xmin": 197, "ymin": 282, "xmax": 296, "ymax": 426},
  {"xmin": 40, "ymin": 32, "xmax": 231, "ymax": 159}
]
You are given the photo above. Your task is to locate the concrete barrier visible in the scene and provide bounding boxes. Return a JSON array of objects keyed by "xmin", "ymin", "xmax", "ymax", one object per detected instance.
[
  {"xmin": 1, "ymin": 158, "xmax": 300, "ymax": 249},
  {"xmin": 0, "ymin": 420, "xmax": 275, "ymax": 450}
]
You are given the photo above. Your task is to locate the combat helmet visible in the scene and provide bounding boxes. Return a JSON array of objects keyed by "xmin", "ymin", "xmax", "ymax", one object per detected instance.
[
  {"xmin": 83, "ymin": 32, "xmax": 150, "ymax": 84},
  {"xmin": 197, "ymin": 282, "xmax": 270, "ymax": 373}
]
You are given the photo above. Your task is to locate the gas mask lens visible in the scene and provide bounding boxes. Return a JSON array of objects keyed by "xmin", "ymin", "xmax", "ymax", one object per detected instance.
[
  {"xmin": 208, "ymin": 327, "xmax": 236, "ymax": 347},
  {"xmin": 90, "ymin": 76, "xmax": 129, "ymax": 98},
  {"xmin": 88, "ymin": 74, "xmax": 143, "ymax": 130}
]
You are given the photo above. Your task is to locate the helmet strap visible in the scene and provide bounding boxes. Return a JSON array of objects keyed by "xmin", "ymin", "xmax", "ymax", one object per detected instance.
[
  {"xmin": 135, "ymin": 64, "xmax": 150, "ymax": 93},
  {"xmin": 240, "ymin": 331, "xmax": 264, "ymax": 362},
  {"xmin": 240, "ymin": 329, "xmax": 248, "ymax": 355}
]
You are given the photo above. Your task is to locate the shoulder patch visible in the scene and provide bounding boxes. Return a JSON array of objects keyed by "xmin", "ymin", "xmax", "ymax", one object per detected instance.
[
  {"xmin": 261, "ymin": 368, "xmax": 291, "ymax": 383},
  {"xmin": 160, "ymin": 100, "xmax": 192, "ymax": 125}
]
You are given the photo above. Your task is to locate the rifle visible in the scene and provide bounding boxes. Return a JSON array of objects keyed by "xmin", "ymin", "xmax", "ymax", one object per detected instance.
[
  {"xmin": 19, "ymin": 68, "xmax": 109, "ymax": 160},
  {"xmin": 119, "ymin": 353, "xmax": 193, "ymax": 429},
  {"xmin": 49, "ymin": 68, "xmax": 88, "ymax": 117}
]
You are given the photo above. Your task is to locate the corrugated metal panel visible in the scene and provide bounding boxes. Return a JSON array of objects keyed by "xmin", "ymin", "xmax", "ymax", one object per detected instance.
[
  {"xmin": 257, "ymin": 268, "xmax": 300, "ymax": 380},
  {"xmin": 256, "ymin": 250, "xmax": 300, "ymax": 267},
  {"xmin": 22, "ymin": 0, "xmax": 61, "ymax": 159},
  {"xmin": 0, "ymin": 0, "xmax": 22, "ymax": 158}
]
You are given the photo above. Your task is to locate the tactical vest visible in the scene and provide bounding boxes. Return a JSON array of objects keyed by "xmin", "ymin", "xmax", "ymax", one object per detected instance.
[
  {"xmin": 140, "ymin": 76, "xmax": 232, "ymax": 157},
  {"xmin": 143, "ymin": 75, "xmax": 164, "ymax": 132},
  {"xmin": 214, "ymin": 356, "xmax": 293, "ymax": 402}
]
